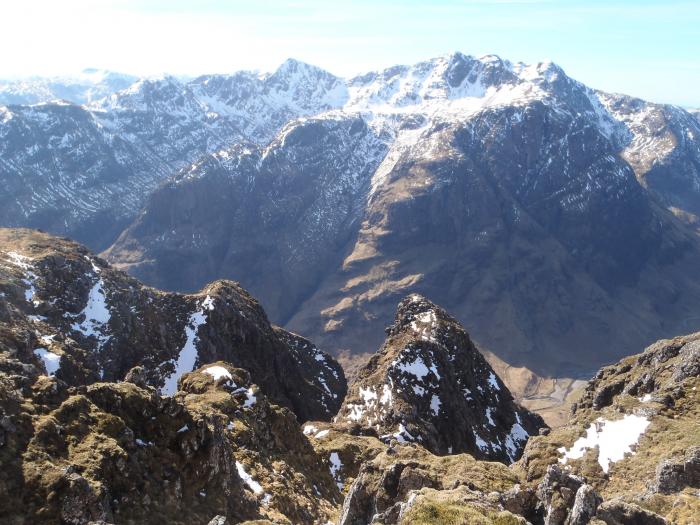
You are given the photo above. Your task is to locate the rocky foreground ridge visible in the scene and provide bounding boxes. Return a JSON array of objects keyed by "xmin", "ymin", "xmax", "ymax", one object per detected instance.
[{"xmin": 1, "ymin": 228, "xmax": 698, "ymax": 524}]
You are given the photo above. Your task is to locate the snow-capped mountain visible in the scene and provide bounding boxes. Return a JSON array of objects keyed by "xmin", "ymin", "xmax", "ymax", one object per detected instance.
[
  {"xmin": 0, "ymin": 60, "xmax": 352, "ymax": 249},
  {"xmin": 0, "ymin": 68, "xmax": 138, "ymax": 105},
  {"xmin": 102, "ymin": 53, "xmax": 700, "ymax": 378},
  {"xmin": 3, "ymin": 53, "xmax": 699, "ymax": 250},
  {"xmin": 3, "ymin": 52, "xmax": 700, "ymax": 377}
]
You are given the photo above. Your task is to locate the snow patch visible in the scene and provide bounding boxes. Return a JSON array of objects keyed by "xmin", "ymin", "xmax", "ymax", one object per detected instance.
[
  {"xmin": 475, "ymin": 433, "xmax": 489, "ymax": 452},
  {"xmin": 485, "ymin": 407, "xmax": 496, "ymax": 427},
  {"xmin": 242, "ymin": 387, "xmax": 257, "ymax": 408},
  {"xmin": 381, "ymin": 423, "xmax": 416, "ymax": 444},
  {"xmin": 504, "ymin": 421, "xmax": 529, "ymax": 461},
  {"xmin": 236, "ymin": 461, "xmax": 263, "ymax": 495},
  {"xmin": 303, "ymin": 424, "xmax": 318, "ymax": 436},
  {"xmin": 6, "ymin": 252, "xmax": 40, "ymax": 305},
  {"xmin": 161, "ymin": 295, "xmax": 216, "ymax": 396},
  {"xmin": 202, "ymin": 365, "xmax": 232, "ymax": 381},
  {"xmin": 558, "ymin": 415, "xmax": 650, "ymax": 473},
  {"xmin": 70, "ymin": 259, "xmax": 111, "ymax": 350},
  {"xmin": 391, "ymin": 351, "xmax": 439, "ymax": 381},
  {"xmin": 430, "ymin": 394, "xmax": 441, "ymax": 416},
  {"xmin": 34, "ymin": 348, "xmax": 61, "ymax": 376},
  {"xmin": 329, "ymin": 452, "xmax": 344, "ymax": 490}
]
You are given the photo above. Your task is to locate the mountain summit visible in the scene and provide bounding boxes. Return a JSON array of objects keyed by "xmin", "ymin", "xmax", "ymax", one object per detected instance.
[
  {"xmin": 99, "ymin": 54, "xmax": 700, "ymax": 377},
  {"xmin": 335, "ymin": 294, "xmax": 544, "ymax": 462},
  {"xmin": 2, "ymin": 53, "xmax": 700, "ymax": 377}
]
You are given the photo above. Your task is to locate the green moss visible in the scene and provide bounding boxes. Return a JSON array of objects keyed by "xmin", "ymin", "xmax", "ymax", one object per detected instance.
[
  {"xmin": 401, "ymin": 501, "xmax": 491, "ymax": 525},
  {"xmin": 400, "ymin": 501, "xmax": 525, "ymax": 525}
]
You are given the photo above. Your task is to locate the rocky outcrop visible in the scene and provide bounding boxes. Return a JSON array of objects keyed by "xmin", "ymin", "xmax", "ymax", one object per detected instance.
[
  {"xmin": 1, "ymin": 361, "xmax": 340, "ymax": 524},
  {"xmin": 304, "ymin": 430, "xmax": 525, "ymax": 525},
  {"xmin": 653, "ymin": 446, "xmax": 700, "ymax": 494},
  {"xmin": 324, "ymin": 326, "xmax": 696, "ymax": 524},
  {"xmin": 0, "ymin": 228, "xmax": 346, "ymax": 422},
  {"xmin": 516, "ymin": 331, "xmax": 700, "ymax": 525},
  {"xmin": 596, "ymin": 500, "xmax": 668, "ymax": 525},
  {"xmin": 335, "ymin": 294, "xmax": 545, "ymax": 462},
  {"xmin": 2, "ymin": 229, "xmax": 700, "ymax": 524},
  {"xmin": 536, "ymin": 465, "xmax": 601, "ymax": 525}
]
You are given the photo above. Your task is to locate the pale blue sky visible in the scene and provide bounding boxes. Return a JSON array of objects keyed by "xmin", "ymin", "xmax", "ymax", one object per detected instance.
[{"xmin": 2, "ymin": 0, "xmax": 698, "ymax": 106}]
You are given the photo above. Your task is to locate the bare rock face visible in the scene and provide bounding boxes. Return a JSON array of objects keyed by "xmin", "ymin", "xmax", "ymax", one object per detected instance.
[
  {"xmin": 535, "ymin": 464, "xmax": 602, "ymax": 525},
  {"xmin": 596, "ymin": 500, "xmax": 668, "ymax": 525},
  {"xmin": 306, "ymin": 430, "xmax": 526, "ymax": 525},
  {"xmin": 335, "ymin": 294, "xmax": 545, "ymax": 462},
  {"xmin": 653, "ymin": 446, "xmax": 700, "ymax": 494},
  {"xmin": 567, "ymin": 484, "xmax": 602, "ymax": 525},
  {"xmin": 0, "ymin": 228, "xmax": 346, "ymax": 422}
]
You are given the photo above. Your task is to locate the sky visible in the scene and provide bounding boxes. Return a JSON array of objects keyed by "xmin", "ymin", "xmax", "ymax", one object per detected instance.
[{"xmin": 1, "ymin": 0, "xmax": 698, "ymax": 107}]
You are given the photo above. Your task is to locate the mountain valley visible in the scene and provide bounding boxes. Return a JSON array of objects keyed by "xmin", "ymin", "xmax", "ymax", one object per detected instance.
[{"xmin": 0, "ymin": 228, "xmax": 698, "ymax": 524}]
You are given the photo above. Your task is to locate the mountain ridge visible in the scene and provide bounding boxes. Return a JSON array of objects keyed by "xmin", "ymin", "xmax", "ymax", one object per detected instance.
[
  {"xmin": 3, "ymin": 52, "xmax": 700, "ymax": 378},
  {"xmin": 102, "ymin": 53, "xmax": 700, "ymax": 377},
  {"xmin": 0, "ymin": 227, "xmax": 699, "ymax": 523}
]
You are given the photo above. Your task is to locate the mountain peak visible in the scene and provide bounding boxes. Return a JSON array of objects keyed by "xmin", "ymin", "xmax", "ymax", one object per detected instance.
[
  {"xmin": 272, "ymin": 57, "xmax": 337, "ymax": 80},
  {"xmin": 335, "ymin": 294, "xmax": 545, "ymax": 462}
]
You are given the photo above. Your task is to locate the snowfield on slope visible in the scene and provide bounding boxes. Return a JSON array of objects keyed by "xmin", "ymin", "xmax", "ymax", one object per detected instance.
[{"xmin": 557, "ymin": 414, "xmax": 651, "ymax": 473}]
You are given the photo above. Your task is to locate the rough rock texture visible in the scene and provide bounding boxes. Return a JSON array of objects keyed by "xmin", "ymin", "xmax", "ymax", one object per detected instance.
[
  {"xmin": 104, "ymin": 115, "xmax": 387, "ymax": 324},
  {"xmin": 2, "ymin": 229, "xmax": 700, "ymax": 524},
  {"xmin": 0, "ymin": 361, "xmax": 341, "ymax": 524},
  {"xmin": 303, "ymin": 430, "xmax": 525, "ymax": 525},
  {"xmin": 535, "ymin": 464, "xmax": 602, "ymax": 525},
  {"xmin": 517, "ymin": 331, "xmax": 700, "ymax": 525},
  {"xmin": 334, "ymin": 294, "xmax": 545, "ymax": 462},
  {"xmin": 567, "ymin": 484, "xmax": 602, "ymax": 525},
  {"xmin": 653, "ymin": 446, "xmax": 700, "ymax": 494},
  {"xmin": 0, "ymin": 228, "xmax": 346, "ymax": 422},
  {"xmin": 596, "ymin": 500, "xmax": 668, "ymax": 525},
  {"xmin": 600, "ymin": 93, "xmax": 700, "ymax": 232}
]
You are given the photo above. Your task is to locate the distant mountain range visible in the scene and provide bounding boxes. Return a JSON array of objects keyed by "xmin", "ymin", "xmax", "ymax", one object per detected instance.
[
  {"xmin": 0, "ymin": 68, "xmax": 138, "ymax": 105},
  {"xmin": 2, "ymin": 53, "xmax": 700, "ymax": 377}
]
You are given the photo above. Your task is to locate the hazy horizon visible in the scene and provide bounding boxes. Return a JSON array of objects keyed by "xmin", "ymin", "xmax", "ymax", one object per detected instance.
[{"xmin": 2, "ymin": 0, "xmax": 699, "ymax": 107}]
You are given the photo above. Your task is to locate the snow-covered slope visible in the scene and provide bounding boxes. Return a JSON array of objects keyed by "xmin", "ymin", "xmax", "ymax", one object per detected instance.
[{"xmin": 3, "ymin": 53, "xmax": 699, "ymax": 251}]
